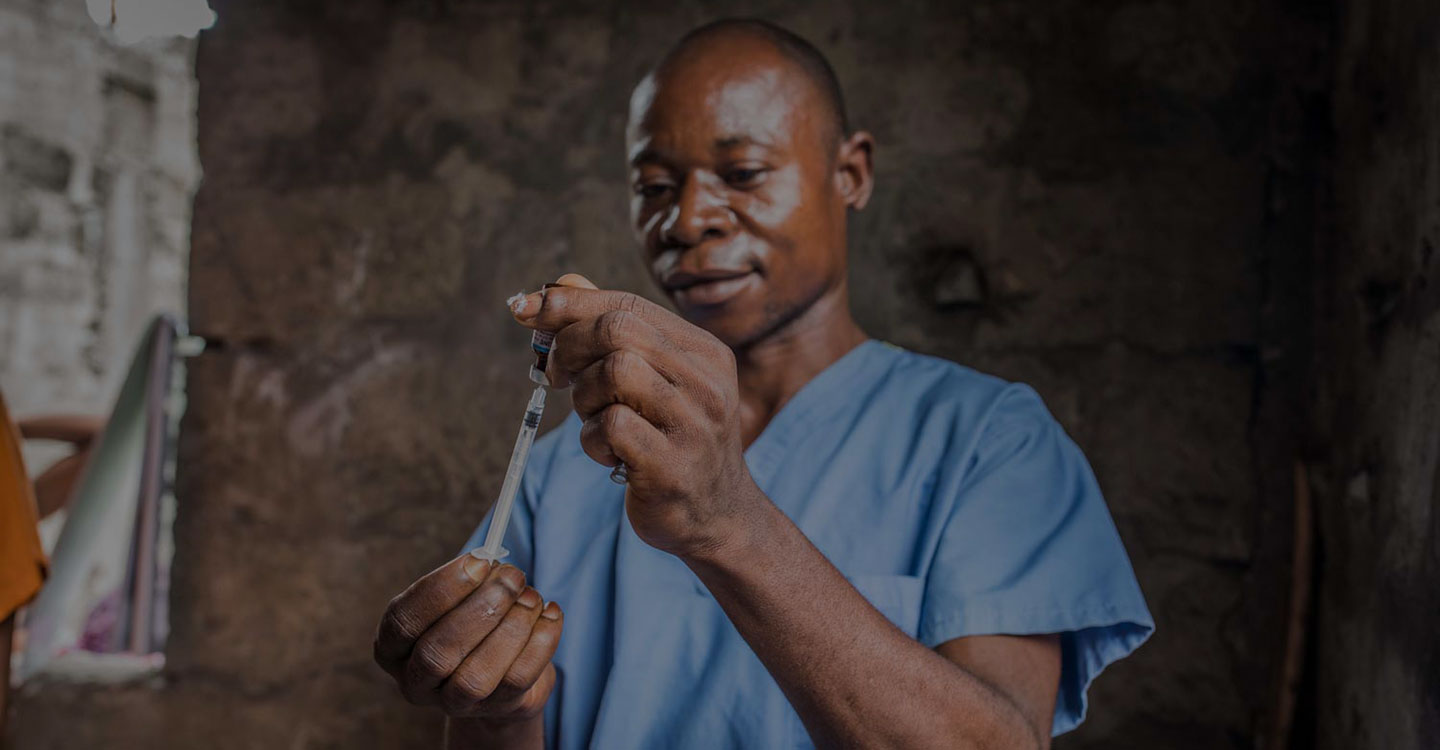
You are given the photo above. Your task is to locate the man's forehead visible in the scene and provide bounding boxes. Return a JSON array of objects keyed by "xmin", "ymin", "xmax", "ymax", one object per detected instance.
[{"xmin": 626, "ymin": 54, "xmax": 823, "ymax": 160}]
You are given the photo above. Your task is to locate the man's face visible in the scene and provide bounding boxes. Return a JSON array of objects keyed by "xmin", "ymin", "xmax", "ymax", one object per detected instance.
[{"xmin": 626, "ymin": 42, "xmax": 849, "ymax": 348}]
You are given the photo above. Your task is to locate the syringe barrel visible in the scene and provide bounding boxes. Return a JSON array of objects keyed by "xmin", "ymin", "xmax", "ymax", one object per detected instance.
[{"xmin": 478, "ymin": 384, "xmax": 547, "ymax": 558}]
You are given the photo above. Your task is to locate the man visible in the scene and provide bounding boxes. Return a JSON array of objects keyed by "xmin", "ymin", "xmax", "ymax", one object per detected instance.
[
  {"xmin": 375, "ymin": 19, "xmax": 1151, "ymax": 749},
  {"xmin": 0, "ymin": 389, "xmax": 49, "ymax": 737}
]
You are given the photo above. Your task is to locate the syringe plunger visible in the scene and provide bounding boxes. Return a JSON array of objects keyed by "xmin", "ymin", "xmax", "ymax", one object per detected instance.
[{"xmin": 472, "ymin": 383, "xmax": 547, "ymax": 561}]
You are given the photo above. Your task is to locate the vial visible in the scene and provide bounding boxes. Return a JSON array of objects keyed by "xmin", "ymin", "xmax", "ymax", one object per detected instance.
[
  {"xmin": 528, "ymin": 282, "xmax": 562, "ymax": 385},
  {"xmin": 529, "ymin": 328, "xmax": 554, "ymax": 385}
]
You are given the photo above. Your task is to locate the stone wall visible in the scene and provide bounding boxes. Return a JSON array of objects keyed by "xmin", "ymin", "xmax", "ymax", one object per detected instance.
[
  {"xmin": 7, "ymin": 1, "xmax": 1351, "ymax": 748},
  {"xmin": 0, "ymin": 0, "xmax": 195, "ymax": 461},
  {"xmin": 1314, "ymin": 1, "xmax": 1440, "ymax": 747}
]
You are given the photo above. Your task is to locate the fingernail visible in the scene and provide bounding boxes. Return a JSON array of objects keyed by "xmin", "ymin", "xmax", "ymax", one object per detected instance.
[
  {"xmin": 461, "ymin": 551, "xmax": 493, "ymax": 582},
  {"xmin": 517, "ymin": 588, "xmax": 542, "ymax": 608},
  {"xmin": 540, "ymin": 601, "xmax": 561, "ymax": 620},
  {"xmin": 494, "ymin": 566, "xmax": 525, "ymax": 594},
  {"xmin": 511, "ymin": 291, "xmax": 544, "ymax": 320},
  {"xmin": 506, "ymin": 291, "xmax": 527, "ymax": 315}
]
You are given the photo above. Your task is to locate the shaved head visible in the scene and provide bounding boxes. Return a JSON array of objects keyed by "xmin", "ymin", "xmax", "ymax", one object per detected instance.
[
  {"xmin": 651, "ymin": 19, "xmax": 849, "ymax": 151},
  {"xmin": 622, "ymin": 18, "xmax": 873, "ymax": 349}
]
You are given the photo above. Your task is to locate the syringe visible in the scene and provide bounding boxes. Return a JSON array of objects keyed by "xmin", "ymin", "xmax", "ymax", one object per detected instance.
[
  {"xmin": 471, "ymin": 382, "xmax": 546, "ymax": 561},
  {"xmin": 472, "ymin": 306, "xmax": 557, "ymax": 562}
]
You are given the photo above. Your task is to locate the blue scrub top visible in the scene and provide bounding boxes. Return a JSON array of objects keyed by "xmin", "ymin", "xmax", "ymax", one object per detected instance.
[{"xmin": 464, "ymin": 340, "xmax": 1152, "ymax": 748}]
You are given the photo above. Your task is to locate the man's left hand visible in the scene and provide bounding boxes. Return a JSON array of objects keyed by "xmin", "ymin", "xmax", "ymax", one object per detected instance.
[{"xmin": 510, "ymin": 274, "xmax": 761, "ymax": 559}]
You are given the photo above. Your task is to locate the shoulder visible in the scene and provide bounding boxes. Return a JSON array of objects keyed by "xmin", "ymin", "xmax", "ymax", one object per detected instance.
[{"xmin": 868, "ymin": 342, "xmax": 1053, "ymax": 432}]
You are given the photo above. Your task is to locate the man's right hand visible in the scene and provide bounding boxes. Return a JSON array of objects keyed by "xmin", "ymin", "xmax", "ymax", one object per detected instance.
[{"xmin": 374, "ymin": 554, "xmax": 563, "ymax": 723}]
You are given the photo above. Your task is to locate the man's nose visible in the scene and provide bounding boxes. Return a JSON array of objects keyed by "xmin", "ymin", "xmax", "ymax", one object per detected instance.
[{"xmin": 659, "ymin": 175, "xmax": 734, "ymax": 248}]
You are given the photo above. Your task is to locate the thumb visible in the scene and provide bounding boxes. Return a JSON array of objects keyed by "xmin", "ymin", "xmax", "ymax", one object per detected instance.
[
  {"xmin": 552, "ymin": 273, "xmax": 599, "ymax": 290},
  {"xmin": 507, "ymin": 273, "xmax": 599, "ymax": 320}
]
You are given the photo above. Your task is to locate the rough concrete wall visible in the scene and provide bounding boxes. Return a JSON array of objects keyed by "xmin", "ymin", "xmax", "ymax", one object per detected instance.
[
  {"xmin": 1314, "ymin": 1, "xmax": 1440, "ymax": 748},
  {"xmin": 0, "ymin": 0, "xmax": 196, "ymax": 460},
  {"xmin": 0, "ymin": 1, "xmax": 197, "ymax": 672},
  {"xmin": 10, "ymin": 1, "xmax": 1331, "ymax": 748}
]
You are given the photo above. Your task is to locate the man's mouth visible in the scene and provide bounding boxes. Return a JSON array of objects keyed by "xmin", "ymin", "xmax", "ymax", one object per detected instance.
[{"xmin": 661, "ymin": 267, "xmax": 759, "ymax": 307}]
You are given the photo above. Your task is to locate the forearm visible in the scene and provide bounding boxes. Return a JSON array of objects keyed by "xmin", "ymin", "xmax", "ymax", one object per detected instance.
[
  {"xmin": 444, "ymin": 715, "xmax": 543, "ymax": 750},
  {"xmin": 683, "ymin": 488, "xmax": 1041, "ymax": 750},
  {"xmin": 16, "ymin": 415, "xmax": 103, "ymax": 444}
]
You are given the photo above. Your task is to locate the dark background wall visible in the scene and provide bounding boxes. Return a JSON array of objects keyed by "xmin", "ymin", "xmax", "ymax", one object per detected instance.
[
  {"xmin": 1316, "ymin": 1, "xmax": 1440, "ymax": 748},
  {"xmin": 8, "ymin": 0, "xmax": 1435, "ymax": 748}
]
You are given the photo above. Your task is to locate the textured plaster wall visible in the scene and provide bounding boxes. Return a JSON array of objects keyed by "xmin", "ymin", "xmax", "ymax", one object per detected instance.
[
  {"xmin": 1314, "ymin": 1, "xmax": 1440, "ymax": 747},
  {"xmin": 8, "ymin": 1, "xmax": 1342, "ymax": 748},
  {"xmin": 0, "ymin": 0, "xmax": 196, "ymax": 462}
]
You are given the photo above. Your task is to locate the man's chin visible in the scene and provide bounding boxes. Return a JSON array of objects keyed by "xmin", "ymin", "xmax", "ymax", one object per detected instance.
[
  {"xmin": 679, "ymin": 307, "xmax": 768, "ymax": 350},
  {"xmin": 670, "ymin": 282, "xmax": 821, "ymax": 351},
  {"xmin": 686, "ymin": 303, "xmax": 814, "ymax": 352}
]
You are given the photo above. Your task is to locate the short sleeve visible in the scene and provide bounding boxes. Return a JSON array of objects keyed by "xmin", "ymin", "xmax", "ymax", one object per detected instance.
[{"xmin": 919, "ymin": 384, "xmax": 1153, "ymax": 736}]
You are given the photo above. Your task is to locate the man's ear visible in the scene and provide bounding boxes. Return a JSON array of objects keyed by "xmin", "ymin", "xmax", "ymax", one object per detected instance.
[{"xmin": 835, "ymin": 130, "xmax": 875, "ymax": 211}]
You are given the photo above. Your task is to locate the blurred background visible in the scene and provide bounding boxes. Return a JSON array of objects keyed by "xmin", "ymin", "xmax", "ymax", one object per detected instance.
[{"xmin": 1, "ymin": 0, "xmax": 1436, "ymax": 748}]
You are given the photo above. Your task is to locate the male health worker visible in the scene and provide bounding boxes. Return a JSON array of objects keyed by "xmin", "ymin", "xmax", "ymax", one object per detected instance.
[{"xmin": 374, "ymin": 18, "xmax": 1152, "ymax": 750}]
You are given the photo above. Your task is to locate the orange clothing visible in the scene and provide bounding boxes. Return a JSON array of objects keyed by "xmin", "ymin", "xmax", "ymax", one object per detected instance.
[{"xmin": 0, "ymin": 390, "xmax": 46, "ymax": 620}]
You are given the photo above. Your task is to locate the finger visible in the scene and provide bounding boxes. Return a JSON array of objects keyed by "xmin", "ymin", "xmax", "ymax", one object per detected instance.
[
  {"xmin": 543, "ymin": 274, "xmax": 629, "ymax": 389},
  {"xmin": 374, "ymin": 552, "xmax": 496, "ymax": 675},
  {"xmin": 569, "ymin": 350, "xmax": 687, "ymax": 426},
  {"xmin": 486, "ymin": 600, "xmax": 564, "ymax": 706},
  {"xmin": 440, "ymin": 586, "xmax": 545, "ymax": 715},
  {"xmin": 578, "ymin": 403, "xmax": 667, "ymax": 471},
  {"xmin": 507, "ymin": 274, "xmax": 598, "ymax": 319},
  {"xmin": 548, "ymin": 308, "xmax": 672, "ymax": 389},
  {"xmin": 512, "ymin": 285, "xmax": 676, "ymax": 337},
  {"xmin": 400, "ymin": 563, "xmax": 527, "ymax": 703}
]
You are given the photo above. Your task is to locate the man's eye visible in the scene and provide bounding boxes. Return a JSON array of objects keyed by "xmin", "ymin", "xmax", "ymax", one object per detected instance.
[
  {"xmin": 724, "ymin": 168, "xmax": 766, "ymax": 188},
  {"xmin": 636, "ymin": 183, "xmax": 672, "ymax": 199}
]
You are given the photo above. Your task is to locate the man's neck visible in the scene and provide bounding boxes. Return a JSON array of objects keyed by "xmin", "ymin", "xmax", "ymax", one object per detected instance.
[{"xmin": 733, "ymin": 286, "xmax": 867, "ymax": 447}]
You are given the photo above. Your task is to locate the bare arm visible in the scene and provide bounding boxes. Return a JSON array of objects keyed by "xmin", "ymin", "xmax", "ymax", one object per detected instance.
[
  {"xmin": 686, "ymin": 488, "xmax": 1060, "ymax": 749},
  {"xmin": 445, "ymin": 713, "xmax": 544, "ymax": 750},
  {"xmin": 16, "ymin": 415, "xmax": 104, "ymax": 445},
  {"xmin": 17, "ymin": 414, "xmax": 104, "ymax": 517}
]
